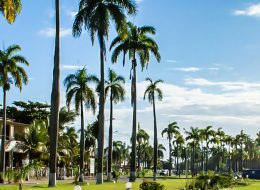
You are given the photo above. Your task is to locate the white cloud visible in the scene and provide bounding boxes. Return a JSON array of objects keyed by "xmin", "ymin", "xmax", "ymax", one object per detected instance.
[
  {"xmin": 185, "ymin": 77, "xmax": 260, "ymax": 91},
  {"xmin": 38, "ymin": 27, "xmax": 72, "ymax": 38},
  {"xmin": 62, "ymin": 65, "xmax": 84, "ymax": 70},
  {"xmin": 208, "ymin": 67, "xmax": 219, "ymax": 71},
  {"xmin": 234, "ymin": 4, "xmax": 260, "ymax": 17},
  {"xmin": 171, "ymin": 67, "xmax": 200, "ymax": 72},
  {"xmin": 166, "ymin": 59, "xmax": 178, "ymax": 63}
]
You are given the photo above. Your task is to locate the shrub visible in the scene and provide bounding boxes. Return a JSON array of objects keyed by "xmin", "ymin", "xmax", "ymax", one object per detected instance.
[{"xmin": 139, "ymin": 182, "xmax": 165, "ymax": 190}]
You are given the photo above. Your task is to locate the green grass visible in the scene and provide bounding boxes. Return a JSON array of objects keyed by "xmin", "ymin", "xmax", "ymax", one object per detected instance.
[{"xmin": 0, "ymin": 179, "xmax": 260, "ymax": 190}]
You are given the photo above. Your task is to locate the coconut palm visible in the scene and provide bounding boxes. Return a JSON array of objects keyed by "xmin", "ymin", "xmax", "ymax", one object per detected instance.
[
  {"xmin": 64, "ymin": 68, "xmax": 98, "ymax": 182},
  {"xmin": 201, "ymin": 126, "xmax": 214, "ymax": 172},
  {"xmin": 105, "ymin": 69, "xmax": 125, "ymax": 181},
  {"xmin": 48, "ymin": 0, "xmax": 60, "ymax": 186},
  {"xmin": 0, "ymin": 0, "xmax": 22, "ymax": 24},
  {"xmin": 236, "ymin": 130, "xmax": 248, "ymax": 172},
  {"xmin": 136, "ymin": 123, "xmax": 149, "ymax": 176},
  {"xmin": 0, "ymin": 44, "xmax": 29, "ymax": 183},
  {"xmin": 110, "ymin": 22, "xmax": 160, "ymax": 181},
  {"xmin": 161, "ymin": 122, "xmax": 180, "ymax": 176},
  {"xmin": 72, "ymin": 0, "xmax": 136, "ymax": 184},
  {"xmin": 143, "ymin": 78, "xmax": 163, "ymax": 181}
]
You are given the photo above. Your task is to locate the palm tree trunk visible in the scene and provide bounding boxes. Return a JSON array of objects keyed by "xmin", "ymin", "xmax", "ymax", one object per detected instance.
[
  {"xmin": 229, "ymin": 144, "xmax": 231, "ymax": 174},
  {"xmin": 107, "ymin": 95, "xmax": 113, "ymax": 181},
  {"xmin": 97, "ymin": 40, "xmax": 105, "ymax": 184},
  {"xmin": 48, "ymin": 0, "xmax": 60, "ymax": 186},
  {"xmin": 130, "ymin": 57, "xmax": 137, "ymax": 182},
  {"xmin": 137, "ymin": 142, "xmax": 140, "ymax": 177},
  {"xmin": 240, "ymin": 144, "xmax": 243, "ymax": 172},
  {"xmin": 0, "ymin": 89, "xmax": 7, "ymax": 183},
  {"xmin": 206, "ymin": 141, "xmax": 208, "ymax": 173},
  {"xmin": 169, "ymin": 137, "xmax": 172, "ymax": 176},
  {"xmin": 176, "ymin": 143, "xmax": 179, "ymax": 178},
  {"xmin": 79, "ymin": 99, "xmax": 85, "ymax": 182},
  {"xmin": 152, "ymin": 95, "xmax": 158, "ymax": 181}
]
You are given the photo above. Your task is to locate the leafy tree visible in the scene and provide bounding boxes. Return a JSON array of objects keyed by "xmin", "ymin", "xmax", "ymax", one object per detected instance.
[
  {"xmin": 73, "ymin": 0, "xmax": 136, "ymax": 184},
  {"xmin": 161, "ymin": 122, "xmax": 179, "ymax": 176},
  {"xmin": 0, "ymin": 44, "xmax": 29, "ymax": 183},
  {"xmin": 64, "ymin": 68, "xmax": 98, "ymax": 182},
  {"xmin": 105, "ymin": 69, "xmax": 125, "ymax": 181},
  {"xmin": 110, "ymin": 22, "xmax": 160, "ymax": 181},
  {"xmin": 143, "ymin": 78, "xmax": 163, "ymax": 181}
]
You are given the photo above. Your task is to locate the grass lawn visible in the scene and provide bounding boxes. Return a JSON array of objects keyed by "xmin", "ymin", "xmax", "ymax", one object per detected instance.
[{"xmin": 0, "ymin": 179, "xmax": 260, "ymax": 190}]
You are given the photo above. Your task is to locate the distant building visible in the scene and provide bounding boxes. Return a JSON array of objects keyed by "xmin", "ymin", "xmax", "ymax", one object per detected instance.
[{"xmin": 0, "ymin": 118, "xmax": 30, "ymax": 169}]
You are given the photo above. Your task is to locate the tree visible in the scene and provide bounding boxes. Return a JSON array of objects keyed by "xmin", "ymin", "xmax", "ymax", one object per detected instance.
[
  {"xmin": 161, "ymin": 122, "xmax": 179, "ymax": 176},
  {"xmin": 158, "ymin": 144, "xmax": 166, "ymax": 160},
  {"xmin": 185, "ymin": 127, "xmax": 200, "ymax": 177},
  {"xmin": 64, "ymin": 68, "xmax": 98, "ymax": 182},
  {"xmin": 0, "ymin": 44, "xmax": 29, "ymax": 183},
  {"xmin": 105, "ymin": 69, "xmax": 125, "ymax": 181},
  {"xmin": 73, "ymin": 0, "xmax": 136, "ymax": 184},
  {"xmin": 136, "ymin": 123, "xmax": 149, "ymax": 176},
  {"xmin": 200, "ymin": 126, "xmax": 214, "ymax": 172},
  {"xmin": 174, "ymin": 133, "xmax": 184, "ymax": 178},
  {"xmin": 48, "ymin": 0, "xmax": 60, "ymax": 186},
  {"xmin": 0, "ymin": 0, "xmax": 21, "ymax": 24},
  {"xmin": 110, "ymin": 22, "xmax": 160, "ymax": 181},
  {"xmin": 143, "ymin": 78, "xmax": 163, "ymax": 181}
]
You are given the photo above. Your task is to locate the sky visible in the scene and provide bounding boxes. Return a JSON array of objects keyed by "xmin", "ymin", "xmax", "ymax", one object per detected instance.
[{"xmin": 2, "ymin": 0, "xmax": 260, "ymax": 158}]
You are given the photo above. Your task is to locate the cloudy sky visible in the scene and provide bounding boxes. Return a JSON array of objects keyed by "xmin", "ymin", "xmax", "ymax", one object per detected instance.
[{"xmin": 2, "ymin": 0, "xmax": 260, "ymax": 157}]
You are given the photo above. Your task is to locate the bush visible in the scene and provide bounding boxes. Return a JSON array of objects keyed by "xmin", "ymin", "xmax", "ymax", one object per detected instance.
[
  {"xmin": 185, "ymin": 172, "xmax": 248, "ymax": 190},
  {"xmin": 139, "ymin": 182, "xmax": 165, "ymax": 190}
]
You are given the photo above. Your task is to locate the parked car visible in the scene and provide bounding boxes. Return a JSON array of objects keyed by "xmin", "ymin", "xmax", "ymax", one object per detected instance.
[{"xmin": 159, "ymin": 170, "xmax": 169, "ymax": 176}]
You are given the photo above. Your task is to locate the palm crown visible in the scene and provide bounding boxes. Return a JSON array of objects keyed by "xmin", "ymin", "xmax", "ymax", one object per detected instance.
[
  {"xmin": 105, "ymin": 68, "xmax": 125, "ymax": 103},
  {"xmin": 143, "ymin": 77, "xmax": 163, "ymax": 104},
  {"xmin": 0, "ymin": 44, "xmax": 29, "ymax": 91},
  {"xmin": 110, "ymin": 22, "xmax": 161, "ymax": 69},
  {"xmin": 64, "ymin": 68, "xmax": 98, "ymax": 113},
  {"xmin": 0, "ymin": 0, "xmax": 22, "ymax": 23},
  {"xmin": 73, "ymin": 0, "xmax": 136, "ymax": 51}
]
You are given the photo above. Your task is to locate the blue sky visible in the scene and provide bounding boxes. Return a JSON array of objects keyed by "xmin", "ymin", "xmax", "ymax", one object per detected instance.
[{"xmin": 2, "ymin": 0, "xmax": 260, "ymax": 153}]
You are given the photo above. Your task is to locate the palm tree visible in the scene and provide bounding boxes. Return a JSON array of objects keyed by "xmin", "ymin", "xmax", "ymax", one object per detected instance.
[
  {"xmin": 0, "ymin": 0, "xmax": 21, "ymax": 23},
  {"xmin": 48, "ymin": 0, "xmax": 60, "ymax": 186},
  {"xmin": 201, "ymin": 126, "xmax": 214, "ymax": 172},
  {"xmin": 185, "ymin": 127, "xmax": 200, "ymax": 177},
  {"xmin": 110, "ymin": 22, "xmax": 161, "ymax": 181},
  {"xmin": 105, "ymin": 69, "xmax": 125, "ymax": 181},
  {"xmin": 72, "ymin": 0, "xmax": 136, "ymax": 184},
  {"xmin": 136, "ymin": 123, "xmax": 149, "ymax": 176},
  {"xmin": 143, "ymin": 78, "xmax": 163, "ymax": 181},
  {"xmin": 64, "ymin": 68, "xmax": 98, "ymax": 183},
  {"xmin": 175, "ymin": 133, "xmax": 184, "ymax": 178},
  {"xmin": 236, "ymin": 130, "xmax": 247, "ymax": 172},
  {"xmin": 161, "ymin": 122, "xmax": 180, "ymax": 176},
  {"xmin": 158, "ymin": 144, "xmax": 166, "ymax": 160},
  {"xmin": 0, "ymin": 44, "xmax": 29, "ymax": 183}
]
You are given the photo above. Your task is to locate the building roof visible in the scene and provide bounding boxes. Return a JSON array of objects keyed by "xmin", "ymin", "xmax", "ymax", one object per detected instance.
[{"xmin": 0, "ymin": 118, "xmax": 29, "ymax": 128}]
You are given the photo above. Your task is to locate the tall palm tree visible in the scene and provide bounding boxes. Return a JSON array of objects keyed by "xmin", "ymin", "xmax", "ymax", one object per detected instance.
[
  {"xmin": 185, "ymin": 127, "xmax": 200, "ymax": 177},
  {"xmin": 110, "ymin": 22, "xmax": 161, "ymax": 181},
  {"xmin": 236, "ymin": 130, "xmax": 247, "ymax": 172},
  {"xmin": 136, "ymin": 123, "xmax": 149, "ymax": 176},
  {"xmin": 0, "ymin": 0, "xmax": 21, "ymax": 24},
  {"xmin": 64, "ymin": 68, "xmax": 98, "ymax": 182},
  {"xmin": 105, "ymin": 69, "xmax": 125, "ymax": 181},
  {"xmin": 161, "ymin": 122, "xmax": 180, "ymax": 176},
  {"xmin": 143, "ymin": 78, "xmax": 163, "ymax": 181},
  {"xmin": 48, "ymin": 0, "xmax": 60, "ymax": 186},
  {"xmin": 201, "ymin": 126, "xmax": 214, "ymax": 172},
  {"xmin": 73, "ymin": 1, "xmax": 136, "ymax": 184},
  {"xmin": 0, "ymin": 44, "xmax": 29, "ymax": 183}
]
